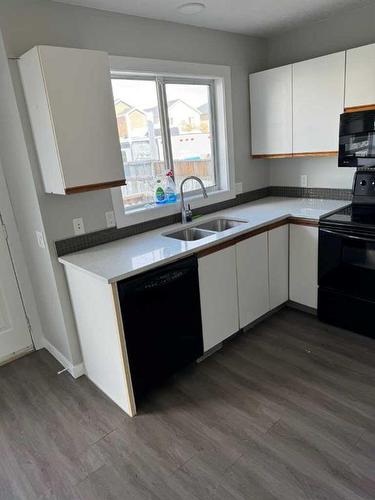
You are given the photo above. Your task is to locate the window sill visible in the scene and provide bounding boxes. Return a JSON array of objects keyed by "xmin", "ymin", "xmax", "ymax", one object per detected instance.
[{"xmin": 111, "ymin": 187, "xmax": 236, "ymax": 228}]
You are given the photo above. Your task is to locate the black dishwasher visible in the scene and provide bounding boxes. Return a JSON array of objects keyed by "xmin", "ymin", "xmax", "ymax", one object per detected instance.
[{"xmin": 117, "ymin": 256, "xmax": 203, "ymax": 403}]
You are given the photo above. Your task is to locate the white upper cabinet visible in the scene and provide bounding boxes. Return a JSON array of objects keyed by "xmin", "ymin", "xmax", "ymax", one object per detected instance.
[
  {"xmin": 345, "ymin": 43, "xmax": 375, "ymax": 110},
  {"xmin": 292, "ymin": 52, "xmax": 345, "ymax": 154},
  {"xmin": 249, "ymin": 65, "xmax": 293, "ymax": 157},
  {"xmin": 19, "ymin": 46, "xmax": 125, "ymax": 195}
]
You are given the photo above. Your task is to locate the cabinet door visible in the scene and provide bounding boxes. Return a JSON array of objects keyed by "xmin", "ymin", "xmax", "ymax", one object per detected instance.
[
  {"xmin": 236, "ymin": 232, "xmax": 269, "ymax": 329},
  {"xmin": 249, "ymin": 65, "xmax": 293, "ymax": 156},
  {"xmin": 293, "ymin": 52, "xmax": 345, "ymax": 154},
  {"xmin": 268, "ymin": 225, "xmax": 289, "ymax": 309},
  {"xmin": 198, "ymin": 246, "xmax": 239, "ymax": 352},
  {"xmin": 19, "ymin": 46, "xmax": 125, "ymax": 194},
  {"xmin": 289, "ymin": 224, "xmax": 318, "ymax": 309},
  {"xmin": 345, "ymin": 43, "xmax": 375, "ymax": 109}
]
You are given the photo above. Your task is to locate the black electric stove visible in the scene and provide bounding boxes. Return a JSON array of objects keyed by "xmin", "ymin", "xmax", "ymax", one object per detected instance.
[
  {"xmin": 322, "ymin": 204, "xmax": 375, "ymax": 229},
  {"xmin": 318, "ymin": 170, "xmax": 375, "ymax": 338}
]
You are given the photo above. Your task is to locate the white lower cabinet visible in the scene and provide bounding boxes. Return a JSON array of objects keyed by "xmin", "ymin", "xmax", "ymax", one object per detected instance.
[
  {"xmin": 199, "ymin": 222, "xmax": 317, "ymax": 352},
  {"xmin": 268, "ymin": 225, "xmax": 289, "ymax": 309},
  {"xmin": 289, "ymin": 224, "xmax": 319, "ymax": 309},
  {"xmin": 236, "ymin": 232, "xmax": 270, "ymax": 329},
  {"xmin": 198, "ymin": 246, "xmax": 239, "ymax": 352}
]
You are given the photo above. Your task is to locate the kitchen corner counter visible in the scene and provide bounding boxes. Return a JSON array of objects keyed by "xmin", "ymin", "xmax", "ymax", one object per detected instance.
[{"xmin": 58, "ymin": 197, "xmax": 349, "ymax": 283}]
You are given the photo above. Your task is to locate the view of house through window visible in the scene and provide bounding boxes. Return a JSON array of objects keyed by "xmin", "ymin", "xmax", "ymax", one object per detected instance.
[
  {"xmin": 111, "ymin": 77, "xmax": 216, "ymax": 210},
  {"xmin": 165, "ymin": 83, "xmax": 216, "ymax": 194}
]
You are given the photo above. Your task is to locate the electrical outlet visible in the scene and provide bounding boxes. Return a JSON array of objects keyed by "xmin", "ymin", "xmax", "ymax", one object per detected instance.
[
  {"xmin": 73, "ymin": 217, "xmax": 85, "ymax": 236},
  {"xmin": 36, "ymin": 230, "xmax": 46, "ymax": 249},
  {"xmin": 105, "ymin": 211, "xmax": 116, "ymax": 228},
  {"xmin": 235, "ymin": 182, "xmax": 243, "ymax": 194},
  {"xmin": 300, "ymin": 175, "xmax": 308, "ymax": 188}
]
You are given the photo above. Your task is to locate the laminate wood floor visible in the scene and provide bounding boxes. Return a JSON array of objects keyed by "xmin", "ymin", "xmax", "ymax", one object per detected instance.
[{"xmin": 1, "ymin": 307, "xmax": 375, "ymax": 499}]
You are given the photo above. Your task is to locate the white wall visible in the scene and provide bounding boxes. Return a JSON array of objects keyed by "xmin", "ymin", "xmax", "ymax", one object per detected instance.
[
  {"xmin": 1, "ymin": 0, "xmax": 268, "ymax": 243},
  {"xmin": 267, "ymin": 1, "xmax": 375, "ymax": 189},
  {"xmin": 0, "ymin": 155, "xmax": 43, "ymax": 351},
  {"xmin": 270, "ymin": 157, "xmax": 354, "ymax": 188},
  {"xmin": 0, "ymin": 0, "xmax": 268, "ymax": 368},
  {"xmin": 0, "ymin": 31, "xmax": 81, "ymax": 366},
  {"xmin": 268, "ymin": 2, "xmax": 375, "ymax": 67}
]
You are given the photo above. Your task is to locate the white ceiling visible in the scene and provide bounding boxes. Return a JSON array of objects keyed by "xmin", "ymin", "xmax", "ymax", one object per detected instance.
[{"xmin": 52, "ymin": 0, "xmax": 368, "ymax": 37}]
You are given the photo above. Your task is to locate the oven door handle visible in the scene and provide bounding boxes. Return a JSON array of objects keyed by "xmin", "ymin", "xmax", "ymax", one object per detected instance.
[{"xmin": 321, "ymin": 228, "xmax": 375, "ymax": 242}]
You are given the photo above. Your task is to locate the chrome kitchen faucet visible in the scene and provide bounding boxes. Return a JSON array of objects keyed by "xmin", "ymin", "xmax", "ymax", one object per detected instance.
[{"xmin": 180, "ymin": 176, "xmax": 208, "ymax": 224}]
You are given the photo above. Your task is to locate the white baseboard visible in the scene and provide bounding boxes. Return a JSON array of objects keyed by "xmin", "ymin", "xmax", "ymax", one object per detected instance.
[
  {"xmin": 0, "ymin": 345, "xmax": 34, "ymax": 366},
  {"xmin": 40, "ymin": 338, "xmax": 85, "ymax": 379},
  {"xmin": 70, "ymin": 361, "xmax": 85, "ymax": 378}
]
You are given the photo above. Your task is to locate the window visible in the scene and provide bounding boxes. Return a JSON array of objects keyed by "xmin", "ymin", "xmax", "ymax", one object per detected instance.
[
  {"xmin": 109, "ymin": 56, "xmax": 234, "ymax": 227},
  {"xmin": 111, "ymin": 76, "xmax": 217, "ymax": 210}
]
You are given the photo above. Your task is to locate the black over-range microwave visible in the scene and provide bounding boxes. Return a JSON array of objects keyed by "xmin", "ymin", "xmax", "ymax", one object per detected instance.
[{"xmin": 339, "ymin": 109, "xmax": 375, "ymax": 167}]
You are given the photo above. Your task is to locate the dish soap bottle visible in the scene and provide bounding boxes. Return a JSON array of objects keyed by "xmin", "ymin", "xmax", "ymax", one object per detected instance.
[
  {"xmin": 165, "ymin": 170, "xmax": 177, "ymax": 204},
  {"xmin": 155, "ymin": 179, "xmax": 166, "ymax": 205}
]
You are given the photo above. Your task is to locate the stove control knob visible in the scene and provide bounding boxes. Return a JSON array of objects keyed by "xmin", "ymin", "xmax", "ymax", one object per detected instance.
[{"xmin": 360, "ymin": 179, "xmax": 367, "ymax": 186}]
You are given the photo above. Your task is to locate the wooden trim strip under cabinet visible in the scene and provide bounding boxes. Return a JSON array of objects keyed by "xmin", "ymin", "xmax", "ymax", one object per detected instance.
[
  {"xmin": 252, "ymin": 152, "xmax": 337, "ymax": 159},
  {"xmin": 252, "ymin": 153, "xmax": 294, "ymax": 160},
  {"xmin": 197, "ymin": 217, "xmax": 318, "ymax": 257},
  {"xmin": 292, "ymin": 151, "xmax": 337, "ymax": 158},
  {"xmin": 197, "ymin": 219, "xmax": 287, "ymax": 257},
  {"xmin": 344, "ymin": 104, "xmax": 375, "ymax": 113},
  {"xmin": 288, "ymin": 217, "xmax": 319, "ymax": 227},
  {"xmin": 65, "ymin": 179, "xmax": 126, "ymax": 194}
]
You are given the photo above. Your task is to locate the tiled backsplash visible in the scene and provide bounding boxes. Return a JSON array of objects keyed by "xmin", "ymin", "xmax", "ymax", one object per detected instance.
[
  {"xmin": 270, "ymin": 186, "xmax": 352, "ymax": 200},
  {"xmin": 55, "ymin": 186, "xmax": 352, "ymax": 257}
]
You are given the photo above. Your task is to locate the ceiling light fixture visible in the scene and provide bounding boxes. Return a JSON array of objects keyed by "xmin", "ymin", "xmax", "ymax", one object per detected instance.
[{"xmin": 177, "ymin": 2, "xmax": 206, "ymax": 15}]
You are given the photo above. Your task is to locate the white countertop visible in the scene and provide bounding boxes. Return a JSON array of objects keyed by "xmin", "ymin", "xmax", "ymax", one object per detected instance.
[{"xmin": 58, "ymin": 197, "xmax": 349, "ymax": 283}]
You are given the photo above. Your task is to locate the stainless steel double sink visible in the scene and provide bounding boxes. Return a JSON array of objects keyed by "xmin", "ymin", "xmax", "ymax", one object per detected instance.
[{"xmin": 163, "ymin": 218, "xmax": 247, "ymax": 241}]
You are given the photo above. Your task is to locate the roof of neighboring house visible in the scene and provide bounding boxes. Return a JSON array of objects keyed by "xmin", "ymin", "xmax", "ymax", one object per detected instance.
[
  {"xmin": 116, "ymin": 104, "xmax": 147, "ymax": 118},
  {"xmin": 114, "ymin": 99, "xmax": 130, "ymax": 105},
  {"xmin": 114, "ymin": 100, "xmax": 132, "ymax": 112},
  {"xmin": 124, "ymin": 107, "xmax": 147, "ymax": 117},
  {"xmin": 145, "ymin": 99, "xmax": 202, "ymax": 122},
  {"xmin": 168, "ymin": 99, "xmax": 202, "ymax": 115},
  {"xmin": 198, "ymin": 103, "xmax": 209, "ymax": 114}
]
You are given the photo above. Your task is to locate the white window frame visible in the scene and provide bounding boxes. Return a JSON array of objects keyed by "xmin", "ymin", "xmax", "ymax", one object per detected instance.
[{"xmin": 109, "ymin": 56, "xmax": 235, "ymax": 228}]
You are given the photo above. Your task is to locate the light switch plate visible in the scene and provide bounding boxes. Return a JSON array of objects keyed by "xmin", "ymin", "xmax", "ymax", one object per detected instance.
[
  {"xmin": 36, "ymin": 230, "xmax": 46, "ymax": 249},
  {"xmin": 300, "ymin": 175, "xmax": 308, "ymax": 188},
  {"xmin": 73, "ymin": 217, "xmax": 85, "ymax": 236},
  {"xmin": 105, "ymin": 211, "xmax": 116, "ymax": 228}
]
